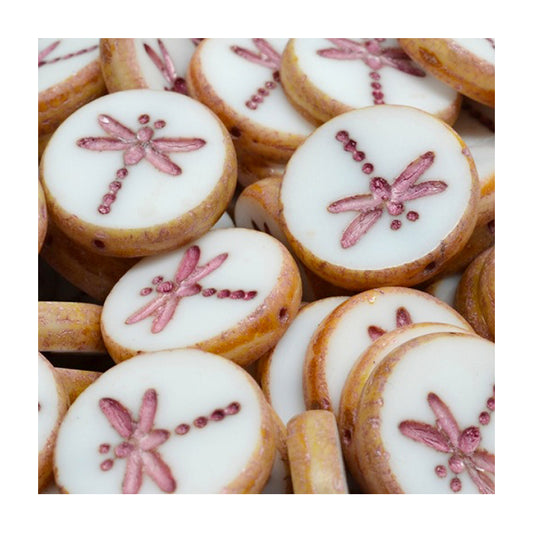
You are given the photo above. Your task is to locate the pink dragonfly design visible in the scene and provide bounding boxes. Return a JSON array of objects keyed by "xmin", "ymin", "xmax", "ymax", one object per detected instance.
[
  {"xmin": 317, "ymin": 39, "xmax": 425, "ymax": 105},
  {"xmin": 38, "ymin": 39, "xmax": 99, "ymax": 68},
  {"xmin": 77, "ymin": 113, "xmax": 206, "ymax": 214},
  {"xmin": 98, "ymin": 389, "xmax": 242, "ymax": 493},
  {"xmin": 399, "ymin": 391, "xmax": 495, "ymax": 494},
  {"xmin": 143, "ymin": 39, "xmax": 188, "ymax": 94},
  {"xmin": 367, "ymin": 306, "xmax": 412, "ymax": 340},
  {"xmin": 99, "ymin": 388, "xmax": 176, "ymax": 494},
  {"xmin": 77, "ymin": 113, "xmax": 206, "ymax": 176},
  {"xmin": 328, "ymin": 151, "xmax": 447, "ymax": 248},
  {"xmin": 230, "ymin": 39, "xmax": 282, "ymax": 110},
  {"xmin": 126, "ymin": 245, "xmax": 257, "ymax": 334},
  {"xmin": 231, "ymin": 38, "xmax": 281, "ymax": 70},
  {"xmin": 318, "ymin": 38, "xmax": 425, "ymax": 75}
]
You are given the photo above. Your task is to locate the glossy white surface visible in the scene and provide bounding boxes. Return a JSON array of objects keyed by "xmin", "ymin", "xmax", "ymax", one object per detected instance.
[
  {"xmin": 281, "ymin": 105, "xmax": 475, "ymax": 270},
  {"xmin": 380, "ymin": 333, "xmax": 495, "ymax": 493},
  {"xmin": 54, "ymin": 349, "xmax": 267, "ymax": 493},
  {"xmin": 290, "ymin": 38, "xmax": 457, "ymax": 112},
  {"xmin": 316, "ymin": 288, "xmax": 471, "ymax": 414},
  {"xmin": 198, "ymin": 38, "xmax": 314, "ymax": 135},
  {"xmin": 268, "ymin": 297, "xmax": 348, "ymax": 424},
  {"xmin": 42, "ymin": 90, "xmax": 229, "ymax": 229},
  {"xmin": 453, "ymin": 38, "xmax": 495, "ymax": 64},
  {"xmin": 102, "ymin": 228, "xmax": 284, "ymax": 353}
]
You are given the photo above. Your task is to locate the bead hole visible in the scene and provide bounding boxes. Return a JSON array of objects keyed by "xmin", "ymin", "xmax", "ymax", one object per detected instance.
[{"xmin": 424, "ymin": 261, "xmax": 436, "ymax": 273}]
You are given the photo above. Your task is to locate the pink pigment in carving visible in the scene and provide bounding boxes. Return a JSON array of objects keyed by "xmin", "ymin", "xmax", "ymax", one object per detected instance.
[
  {"xmin": 99, "ymin": 443, "xmax": 111, "ymax": 454},
  {"xmin": 125, "ymin": 245, "xmax": 257, "ymax": 333},
  {"xmin": 335, "ymin": 131, "xmax": 371, "ymax": 169},
  {"xmin": 487, "ymin": 391, "xmax": 495, "ymax": 410},
  {"xmin": 78, "ymin": 113, "xmax": 205, "ymax": 175},
  {"xmin": 175, "ymin": 424, "xmax": 190, "ymax": 435},
  {"xmin": 367, "ymin": 306, "xmax": 412, "ymax": 340},
  {"xmin": 77, "ymin": 113, "xmax": 206, "ymax": 214},
  {"xmin": 143, "ymin": 39, "xmax": 188, "ymax": 94},
  {"xmin": 317, "ymin": 39, "xmax": 426, "ymax": 105},
  {"xmin": 328, "ymin": 149, "xmax": 447, "ymax": 248},
  {"xmin": 174, "ymin": 402, "xmax": 241, "ymax": 435},
  {"xmin": 38, "ymin": 40, "xmax": 99, "ymax": 68},
  {"xmin": 398, "ymin": 390, "xmax": 495, "ymax": 494},
  {"xmin": 98, "ymin": 388, "xmax": 176, "ymax": 494},
  {"xmin": 479, "ymin": 412, "xmax": 490, "ymax": 425},
  {"xmin": 97, "ymin": 390, "xmax": 244, "ymax": 493},
  {"xmin": 194, "ymin": 417, "xmax": 208, "ymax": 428},
  {"xmin": 100, "ymin": 459, "xmax": 114, "ymax": 471},
  {"xmin": 231, "ymin": 39, "xmax": 282, "ymax": 110}
]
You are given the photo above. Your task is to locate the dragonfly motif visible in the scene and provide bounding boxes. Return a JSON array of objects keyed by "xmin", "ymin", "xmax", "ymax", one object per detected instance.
[
  {"xmin": 318, "ymin": 38, "xmax": 426, "ymax": 75},
  {"xmin": 328, "ymin": 150, "xmax": 447, "ymax": 248},
  {"xmin": 38, "ymin": 39, "xmax": 99, "ymax": 68},
  {"xmin": 230, "ymin": 39, "xmax": 282, "ymax": 110},
  {"xmin": 126, "ymin": 245, "xmax": 257, "ymax": 334},
  {"xmin": 143, "ymin": 39, "xmax": 188, "ymax": 94},
  {"xmin": 399, "ymin": 391, "xmax": 495, "ymax": 494},
  {"xmin": 77, "ymin": 113, "xmax": 205, "ymax": 175},
  {"xmin": 99, "ymin": 388, "xmax": 176, "ymax": 494},
  {"xmin": 98, "ymin": 388, "xmax": 242, "ymax": 493},
  {"xmin": 317, "ymin": 39, "xmax": 425, "ymax": 105},
  {"xmin": 77, "ymin": 113, "xmax": 206, "ymax": 214},
  {"xmin": 231, "ymin": 38, "xmax": 281, "ymax": 70}
]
